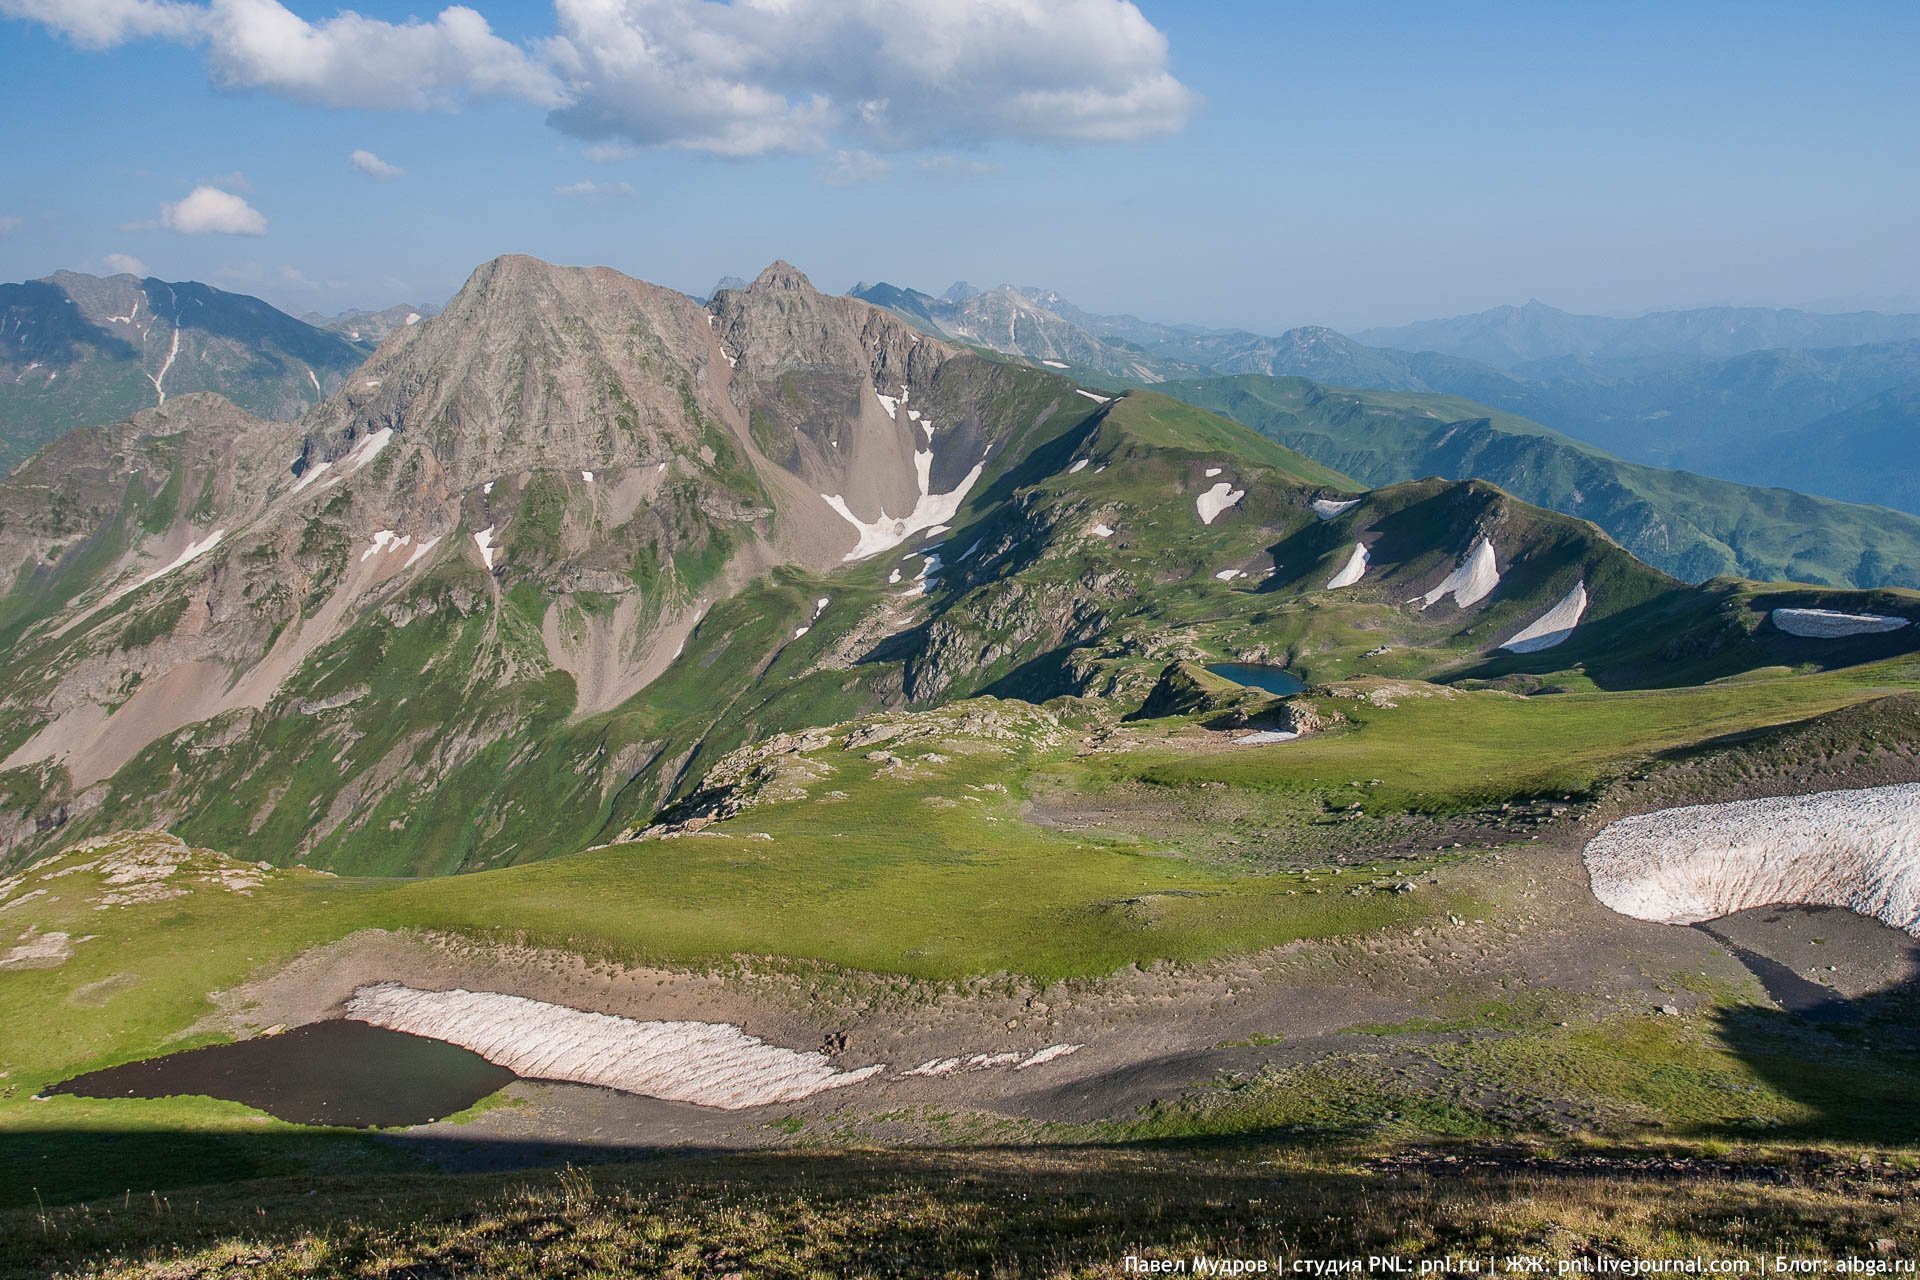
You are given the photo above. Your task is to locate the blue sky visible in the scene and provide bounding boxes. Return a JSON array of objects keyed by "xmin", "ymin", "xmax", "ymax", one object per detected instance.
[{"xmin": 1, "ymin": 0, "xmax": 1915, "ymax": 332}]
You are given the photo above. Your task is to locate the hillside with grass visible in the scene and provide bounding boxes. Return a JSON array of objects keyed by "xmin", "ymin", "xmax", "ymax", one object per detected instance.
[{"xmin": 1165, "ymin": 373, "xmax": 1920, "ymax": 589}]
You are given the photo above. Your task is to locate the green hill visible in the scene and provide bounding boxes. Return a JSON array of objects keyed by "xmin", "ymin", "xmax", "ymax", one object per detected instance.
[{"xmin": 1164, "ymin": 373, "xmax": 1920, "ymax": 589}]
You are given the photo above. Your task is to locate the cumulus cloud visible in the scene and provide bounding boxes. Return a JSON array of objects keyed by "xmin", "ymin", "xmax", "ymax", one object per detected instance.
[
  {"xmin": 202, "ymin": 0, "xmax": 564, "ymax": 110},
  {"xmin": 4, "ymin": 0, "xmax": 1195, "ymax": 156},
  {"xmin": 554, "ymin": 179, "xmax": 633, "ymax": 197},
  {"xmin": 0, "ymin": 0, "xmax": 199, "ymax": 47},
  {"xmin": 160, "ymin": 185, "xmax": 267, "ymax": 235},
  {"xmin": 544, "ymin": 0, "xmax": 1197, "ymax": 155},
  {"xmin": 104, "ymin": 252, "xmax": 150, "ymax": 275},
  {"xmin": 4, "ymin": 0, "xmax": 562, "ymax": 109},
  {"xmin": 349, "ymin": 148, "xmax": 403, "ymax": 178}
]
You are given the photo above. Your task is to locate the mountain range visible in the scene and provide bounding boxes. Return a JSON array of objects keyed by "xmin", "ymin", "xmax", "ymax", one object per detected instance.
[
  {"xmin": 5, "ymin": 256, "xmax": 1912, "ymax": 879},
  {"xmin": 851, "ymin": 283, "xmax": 1920, "ymax": 579}
]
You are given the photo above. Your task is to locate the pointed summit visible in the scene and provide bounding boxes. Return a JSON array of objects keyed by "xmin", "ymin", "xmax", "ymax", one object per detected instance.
[{"xmin": 752, "ymin": 261, "xmax": 816, "ymax": 293}]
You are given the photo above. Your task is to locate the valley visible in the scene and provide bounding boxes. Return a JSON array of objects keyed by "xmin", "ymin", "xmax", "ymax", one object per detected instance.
[{"xmin": 1, "ymin": 257, "xmax": 1917, "ymax": 1276}]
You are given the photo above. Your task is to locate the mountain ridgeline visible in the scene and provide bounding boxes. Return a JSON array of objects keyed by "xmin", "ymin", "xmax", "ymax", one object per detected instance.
[
  {"xmin": 0, "ymin": 271, "xmax": 367, "ymax": 474},
  {"xmin": 0, "ymin": 256, "xmax": 1915, "ymax": 880},
  {"xmin": 854, "ymin": 281, "xmax": 1920, "ymax": 566}
]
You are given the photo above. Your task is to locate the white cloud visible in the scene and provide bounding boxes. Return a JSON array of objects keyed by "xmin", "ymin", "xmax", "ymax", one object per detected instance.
[
  {"xmin": 3, "ymin": 0, "xmax": 561, "ymax": 109},
  {"xmin": 5, "ymin": 0, "xmax": 1195, "ymax": 157},
  {"xmin": 349, "ymin": 148, "xmax": 403, "ymax": 178},
  {"xmin": 104, "ymin": 252, "xmax": 150, "ymax": 275},
  {"xmin": 554, "ymin": 179, "xmax": 633, "ymax": 197},
  {"xmin": 202, "ymin": 0, "xmax": 564, "ymax": 110},
  {"xmin": 0, "ymin": 216, "xmax": 22, "ymax": 234},
  {"xmin": 544, "ymin": 0, "xmax": 1196, "ymax": 156},
  {"xmin": 822, "ymin": 149, "xmax": 887, "ymax": 186},
  {"xmin": 160, "ymin": 185, "xmax": 267, "ymax": 235},
  {"xmin": 0, "ymin": 0, "xmax": 200, "ymax": 48}
]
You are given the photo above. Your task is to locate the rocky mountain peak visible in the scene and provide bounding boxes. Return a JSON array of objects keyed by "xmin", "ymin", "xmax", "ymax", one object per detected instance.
[{"xmin": 752, "ymin": 261, "xmax": 817, "ymax": 293}]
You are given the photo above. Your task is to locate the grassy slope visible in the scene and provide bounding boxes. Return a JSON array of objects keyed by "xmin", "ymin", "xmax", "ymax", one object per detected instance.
[
  {"xmin": 3, "ymin": 659, "xmax": 1915, "ymax": 1178},
  {"xmin": 1166, "ymin": 374, "xmax": 1920, "ymax": 589}
]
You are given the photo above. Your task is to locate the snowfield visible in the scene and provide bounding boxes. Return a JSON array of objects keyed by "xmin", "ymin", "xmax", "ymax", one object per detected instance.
[
  {"xmin": 1500, "ymin": 581, "xmax": 1589, "ymax": 653},
  {"xmin": 1583, "ymin": 783, "xmax": 1920, "ymax": 934},
  {"xmin": 1311, "ymin": 497, "xmax": 1361, "ymax": 521},
  {"xmin": 1195, "ymin": 482, "xmax": 1245, "ymax": 525},
  {"xmin": 822, "ymin": 443, "xmax": 985, "ymax": 561},
  {"xmin": 346, "ymin": 984, "xmax": 885, "ymax": 1109},
  {"xmin": 1326, "ymin": 542, "xmax": 1370, "ymax": 590},
  {"xmin": 1771, "ymin": 608, "xmax": 1912, "ymax": 638},
  {"xmin": 1419, "ymin": 537, "xmax": 1500, "ymax": 609}
]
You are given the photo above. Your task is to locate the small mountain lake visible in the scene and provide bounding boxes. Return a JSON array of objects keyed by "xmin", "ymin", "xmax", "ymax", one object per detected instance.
[
  {"xmin": 1205, "ymin": 663, "xmax": 1306, "ymax": 696},
  {"xmin": 48, "ymin": 1020, "xmax": 516, "ymax": 1128}
]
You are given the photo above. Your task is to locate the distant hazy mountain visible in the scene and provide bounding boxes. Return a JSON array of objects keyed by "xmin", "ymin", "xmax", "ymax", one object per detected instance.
[
  {"xmin": 1, "ymin": 271, "xmax": 365, "ymax": 472},
  {"xmin": 850, "ymin": 281, "xmax": 1199, "ymax": 382},
  {"xmin": 302, "ymin": 303, "xmax": 439, "ymax": 347},
  {"xmin": 1353, "ymin": 299, "xmax": 1920, "ymax": 369}
]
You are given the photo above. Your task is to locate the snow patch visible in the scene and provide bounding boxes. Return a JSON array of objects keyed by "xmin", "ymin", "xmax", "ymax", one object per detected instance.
[
  {"xmin": 1311, "ymin": 497, "xmax": 1361, "ymax": 521},
  {"xmin": 1041, "ymin": 359, "xmax": 1069, "ymax": 368},
  {"xmin": 1501, "ymin": 581, "xmax": 1589, "ymax": 653},
  {"xmin": 1419, "ymin": 538, "xmax": 1499, "ymax": 609},
  {"xmin": 1091, "ymin": 523, "xmax": 1115, "ymax": 538},
  {"xmin": 110, "ymin": 529, "xmax": 226, "ymax": 602},
  {"xmin": 346, "ymin": 984, "xmax": 884, "ymax": 1109},
  {"xmin": 1326, "ymin": 542, "xmax": 1370, "ymax": 590},
  {"xmin": 581, "ymin": 470, "xmax": 594, "ymax": 484},
  {"xmin": 361, "ymin": 530, "xmax": 412, "ymax": 562},
  {"xmin": 1583, "ymin": 784, "xmax": 1920, "ymax": 934},
  {"xmin": 404, "ymin": 312, "xmax": 421, "ymax": 326},
  {"xmin": 1075, "ymin": 389, "xmax": 1110, "ymax": 403},
  {"xmin": 472, "ymin": 526, "xmax": 498, "ymax": 571},
  {"xmin": 1214, "ymin": 568, "xmax": 1245, "ymax": 582},
  {"xmin": 822, "ymin": 443, "xmax": 985, "ymax": 562},
  {"xmin": 403, "ymin": 535, "xmax": 443, "ymax": 569},
  {"xmin": 1068, "ymin": 458, "xmax": 1089, "ymax": 474},
  {"xmin": 339, "ymin": 426, "xmax": 393, "ymax": 473},
  {"xmin": 288, "ymin": 460, "xmax": 332, "ymax": 496},
  {"xmin": 1236, "ymin": 730, "xmax": 1300, "ymax": 745},
  {"xmin": 1771, "ymin": 608, "xmax": 1912, "ymax": 639},
  {"xmin": 1205, "ymin": 467, "xmax": 1222, "ymax": 478},
  {"xmin": 1195, "ymin": 482, "xmax": 1245, "ymax": 525}
]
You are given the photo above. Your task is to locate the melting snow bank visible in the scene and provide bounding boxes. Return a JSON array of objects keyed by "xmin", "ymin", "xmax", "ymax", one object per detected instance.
[
  {"xmin": 1771, "ymin": 608, "xmax": 1912, "ymax": 639},
  {"xmin": 1419, "ymin": 537, "xmax": 1499, "ymax": 609},
  {"xmin": 1311, "ymin": 497, "xmax": 1361, "ymax": 521},
  {"xmin": 1583, "ymin": 783, "xmax": 1920, "ymax": 933},
  {"xmin": 822, "ymin": 450, "xmax": 985, "ymax": 562},
  {"xmin": 1326, "ymin": 542, "xmax": 1370, "ymax": 589},
  {"xmin": 1500, "ymin": 581, "xmax": 1589, "ymax": 653},
  {"xmin": 901, "ymin": 1044, "xmax": 1083, "ymax": 1077},
  {"xmin": 1195, "ymin": 482, "xmax": 1245, "ymax": 525},
  {"xmin": 472, "ymin": 526, "xmax": 498, "ymax": 571},
  {"xmin": 346, "ymin": 984, "xmax": 885, "ymax": 1109}
]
